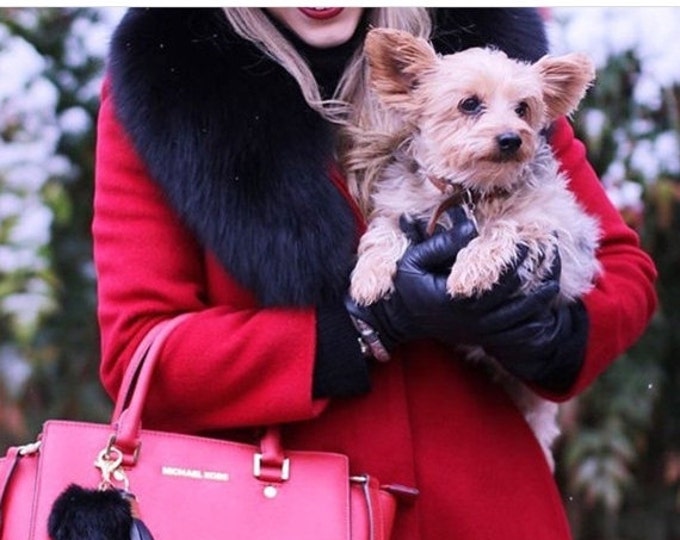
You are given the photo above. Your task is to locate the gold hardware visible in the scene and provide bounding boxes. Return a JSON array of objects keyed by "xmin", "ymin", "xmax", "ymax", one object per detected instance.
[
  {"xmin": 95, "ymin": 445, "xmax": 129, "ymax": 491},
  {"xmin": 253, "ymin": 454, "xmax": 290, "ymax": 482},
  {"xmin": 104, "ymin": 434, "xmax": 141, "ymax": 465}
]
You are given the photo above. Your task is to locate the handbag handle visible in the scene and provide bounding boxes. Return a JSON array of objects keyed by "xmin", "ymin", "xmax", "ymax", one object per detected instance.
[
  {"xmin": 110, "ymin": 314, "xmax": 191, "ymax": 461},
  {"xmin": 112, "ymin": 313, "xmax": 189, "ymax": 424},
  {"xmin": 108, "ymin": 315, "xmax": 287, "ymax": 479}
]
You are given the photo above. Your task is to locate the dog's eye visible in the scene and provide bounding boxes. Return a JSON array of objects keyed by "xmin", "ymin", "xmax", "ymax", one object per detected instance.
[
  {"xmin": 515, "ymin": 101, "xmax": 529, "ymax": 118},
  {"xmin": 458, "ymin": 96, "xmax": 482, "ymax": 115}
]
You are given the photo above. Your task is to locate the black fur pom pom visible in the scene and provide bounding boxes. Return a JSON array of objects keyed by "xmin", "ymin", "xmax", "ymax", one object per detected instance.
[{"xmin": 48, "ymin": 484, "xmax": 132, "ymax": 540}]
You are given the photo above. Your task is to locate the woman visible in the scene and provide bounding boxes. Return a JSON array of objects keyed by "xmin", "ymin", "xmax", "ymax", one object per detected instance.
[{"xmin": 94, "ymin": 8, "xmax": 657, "ymax": 539}]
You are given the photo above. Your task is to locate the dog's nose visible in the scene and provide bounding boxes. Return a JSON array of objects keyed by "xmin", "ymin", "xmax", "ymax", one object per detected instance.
[{"xmin": 497, "ymin": 132, "xmax": 522, "ymax": 155}]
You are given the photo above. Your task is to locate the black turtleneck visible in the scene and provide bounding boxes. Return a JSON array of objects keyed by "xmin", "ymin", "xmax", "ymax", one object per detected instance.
[{"xmin": 265, "ymin": 9, "xmax": 371, "ymax": 100}]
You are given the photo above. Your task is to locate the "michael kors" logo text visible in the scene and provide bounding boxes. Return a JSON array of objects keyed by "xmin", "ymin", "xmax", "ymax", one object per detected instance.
[{"xmin": 161, "ymin": 466, "xmax": 230, "ymax": 482}]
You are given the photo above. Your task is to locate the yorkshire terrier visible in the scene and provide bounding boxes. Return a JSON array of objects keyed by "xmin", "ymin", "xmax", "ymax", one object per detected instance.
[{"xmin": 349, "ymin": 28, "xmax": 602, "ymax": 469}]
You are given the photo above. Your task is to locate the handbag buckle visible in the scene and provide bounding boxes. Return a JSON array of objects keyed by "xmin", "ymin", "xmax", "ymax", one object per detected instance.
[
  {"xmin": 253, "ymin": 453, "xmax": 290, "ymax": 482},
  {"xmin": 105, "ymin": 433, "xmax": 141, "ymax": 466}
]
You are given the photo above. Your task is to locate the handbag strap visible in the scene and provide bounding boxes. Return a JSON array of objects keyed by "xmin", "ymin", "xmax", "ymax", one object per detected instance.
[{"xmin": 109, "ymin": 315, "xmax": 287, "ymax": 478}]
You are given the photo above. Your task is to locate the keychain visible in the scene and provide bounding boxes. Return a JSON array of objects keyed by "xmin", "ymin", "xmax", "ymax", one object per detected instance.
[{"xmin": 47, "ymin": 443, "xmax": 154, "ymax": 540}]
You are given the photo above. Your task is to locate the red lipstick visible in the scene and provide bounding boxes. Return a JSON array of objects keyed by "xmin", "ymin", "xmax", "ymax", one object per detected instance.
[{"xmin": 298, "ymin": 8, "xmax": 343, "ymax": 20}]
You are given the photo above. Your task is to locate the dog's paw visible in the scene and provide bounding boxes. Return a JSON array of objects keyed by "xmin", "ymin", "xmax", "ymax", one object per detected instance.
[
  {"xmin": 350, "ymin": 258, "xmax": 397, "ymax": 306},
  {"xmin": 446, "ymin": 263, "xmax": 499, "ymax": 298},
  {"xmin": 350, "ymin": 278, "xmax": 394, "ymax": 306},
  {"xmin": 446, "ymin": 244, "xmax": 511, "ymax": 298}
]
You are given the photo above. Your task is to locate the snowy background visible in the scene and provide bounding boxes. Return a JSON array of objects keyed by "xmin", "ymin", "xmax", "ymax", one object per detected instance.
[{"xmin": 548, "ymin": 8, "xmax": 680, "ymax": 217}]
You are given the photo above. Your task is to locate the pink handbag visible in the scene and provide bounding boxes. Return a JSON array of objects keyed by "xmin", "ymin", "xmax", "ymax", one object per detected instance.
[{"xmin": 0, "ymin": 316, "xmax": 415, "ymax": 539}]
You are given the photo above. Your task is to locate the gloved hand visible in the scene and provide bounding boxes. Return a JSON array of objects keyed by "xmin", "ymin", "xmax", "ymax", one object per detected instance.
[
  {"xmin": 346, "ymin": 206, "xmax": 588, "ymax": 392},
  {"xmin": 481, "ymin": 254, "xmax": 589, "ymax": 393},
  {"xmin": 348, "ymin": 206, "xmax": 530, "ymax": 351},
  {"xmin": 345, "ymin": 206, "xmax": 478, "ymax": 353}
]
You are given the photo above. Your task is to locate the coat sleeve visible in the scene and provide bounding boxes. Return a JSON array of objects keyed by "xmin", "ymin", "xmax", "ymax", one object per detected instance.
[
  {"xmin": 539, "ymin": 117, "xmax": 658, "ymax": 401},
  {"xmin": 93, "ymin": 81, "xmax": 328, "ymax": 434}
]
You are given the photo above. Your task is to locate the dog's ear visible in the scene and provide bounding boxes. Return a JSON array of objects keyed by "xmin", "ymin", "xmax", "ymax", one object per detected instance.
[
  {"xmin": 364, "ymin": 28, "xmax": 438, "ymax": 110},
  {"xmin": 535, "ymin": 53, "xmax": 596, "ymax": 120}
]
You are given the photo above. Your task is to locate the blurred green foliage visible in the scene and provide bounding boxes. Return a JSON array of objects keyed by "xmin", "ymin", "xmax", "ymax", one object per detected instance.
[{"xmin": 0, "ymin": 8, "xmax": 111, "ymax": 450}]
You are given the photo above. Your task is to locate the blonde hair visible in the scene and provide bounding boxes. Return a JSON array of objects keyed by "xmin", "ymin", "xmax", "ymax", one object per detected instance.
[{"xmin": 222, "ymin": 8, "xmax": 433, "ymax": 210}]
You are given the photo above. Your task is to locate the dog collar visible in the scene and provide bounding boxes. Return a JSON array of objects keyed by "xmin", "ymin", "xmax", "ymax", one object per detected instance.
[{"xmin": 425, "ymin": 174, "xmax": 511, "ymax": 236}]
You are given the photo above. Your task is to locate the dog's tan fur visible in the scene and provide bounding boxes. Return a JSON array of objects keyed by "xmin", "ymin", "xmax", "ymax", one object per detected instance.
[{"xmin": 349, "ymin": 29, "xmax": 602, "ymax": 469}]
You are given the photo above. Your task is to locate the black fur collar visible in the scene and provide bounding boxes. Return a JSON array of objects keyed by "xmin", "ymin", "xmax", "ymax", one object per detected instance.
[{"xmin": 108, "ymin": 8, "xmax": 547, "ymax": 307}]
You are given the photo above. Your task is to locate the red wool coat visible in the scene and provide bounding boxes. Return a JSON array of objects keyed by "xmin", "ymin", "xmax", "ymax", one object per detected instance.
[{"xmin": 93, "ymin": 71, "xmax": 657, "ymax": 537}]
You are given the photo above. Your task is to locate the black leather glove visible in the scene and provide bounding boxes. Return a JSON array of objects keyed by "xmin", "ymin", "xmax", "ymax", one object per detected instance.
[
  {"xmin": 347, "ymin": 206, "xmax": 588, "ymax": 392},
  {"xmin": 347, "ymin": 207, "xmax": 546, "ymax": 352},
  {"xmin": 345, "ymin": 206, "xmax": 478, "ymax": 353},
  {"xmin": 481, "ymin": 254, "xmax": 589, "ymax": 393}
]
